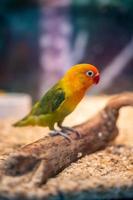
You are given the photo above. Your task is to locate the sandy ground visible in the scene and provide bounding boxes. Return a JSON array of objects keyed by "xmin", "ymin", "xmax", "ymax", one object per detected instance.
[{"xmin": 0, "ymin": 95, "xmax": 133, "ymax": 199}]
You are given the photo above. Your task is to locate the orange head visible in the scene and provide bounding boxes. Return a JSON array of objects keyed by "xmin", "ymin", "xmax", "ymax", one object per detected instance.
[{"xmin": 64, "ymin": 63, "xmax": 100, "ymax": 91}]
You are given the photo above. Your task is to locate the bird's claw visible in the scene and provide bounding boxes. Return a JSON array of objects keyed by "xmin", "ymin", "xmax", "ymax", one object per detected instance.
[
  {"xmin": 60, "ymin": 126, "xmax": 81, "ymax": 139},
  {"xmin": 49, "ymin": 130, "xmax": 71, "ymax": 142}
]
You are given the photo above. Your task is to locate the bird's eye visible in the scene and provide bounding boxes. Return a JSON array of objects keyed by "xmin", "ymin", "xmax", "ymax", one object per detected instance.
[{"xmin": 86, "ymin": 70, "xmax": 94, "ymax": 77}]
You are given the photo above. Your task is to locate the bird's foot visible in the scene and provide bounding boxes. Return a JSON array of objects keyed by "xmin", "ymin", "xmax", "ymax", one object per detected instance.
[
  {"xmin": 60, "ymin": 126, "xmax": 81, "ymax": 139},
  {"xmin": 49, "ymin": 130, "xmax": 71, "ymax": 142}
]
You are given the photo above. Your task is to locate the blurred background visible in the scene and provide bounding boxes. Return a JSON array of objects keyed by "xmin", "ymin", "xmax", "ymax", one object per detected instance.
[{"xmin": 0, "ymin": 0, "xmax": 133, "ymax": 102}]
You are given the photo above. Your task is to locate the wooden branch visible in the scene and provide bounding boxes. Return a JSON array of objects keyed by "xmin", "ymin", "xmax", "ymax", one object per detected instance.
[{"xmin": 1, "ymin": 92, "xmax": 133, "ymax": 186}]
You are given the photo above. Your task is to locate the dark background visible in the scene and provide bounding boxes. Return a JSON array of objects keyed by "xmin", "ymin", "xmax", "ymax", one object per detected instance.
[{"xmin": 0, "ymin": 0, "xmax": 133, "ymax": 100}]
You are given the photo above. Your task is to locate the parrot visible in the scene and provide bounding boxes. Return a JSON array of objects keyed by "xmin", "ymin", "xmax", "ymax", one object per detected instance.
[{"xmin": 13, "ymin": 64, "xmax": 100, "ymax": 140}]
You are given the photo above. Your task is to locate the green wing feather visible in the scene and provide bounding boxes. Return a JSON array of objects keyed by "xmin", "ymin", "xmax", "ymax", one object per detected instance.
[
  {"xmin": 31, "ymin": 84, "xmax": 65, "ymax": 115},
  {"xmin": 13, "ymin": 84, "xmax": 65, "ymax": 127}
]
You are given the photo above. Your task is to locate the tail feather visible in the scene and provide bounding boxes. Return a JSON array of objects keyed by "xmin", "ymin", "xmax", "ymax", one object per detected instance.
[{"xmin": 13, "ymin": 116, "xmax": 31, "ymax": 127}]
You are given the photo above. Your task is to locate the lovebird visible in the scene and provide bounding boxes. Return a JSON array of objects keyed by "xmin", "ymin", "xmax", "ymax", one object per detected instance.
[{"xmin": 14, "ymin": 64, "xmax": 100, "ymax": 140}]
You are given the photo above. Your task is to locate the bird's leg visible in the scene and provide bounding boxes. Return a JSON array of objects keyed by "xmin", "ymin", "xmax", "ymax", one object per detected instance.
[
  {"xmin": 49, "ymin": 129, "xmax": 71, "ymax": 142},
  {"xmin": 57, "ymin": 123, "xmax": 81, "ymax": 138}
]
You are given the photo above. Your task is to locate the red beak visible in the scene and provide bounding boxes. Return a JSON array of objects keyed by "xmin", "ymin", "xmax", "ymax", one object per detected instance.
[{"xmin": 93, "ymin": 73, "xmax": 100, "ymax": 84}]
